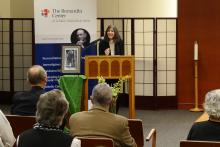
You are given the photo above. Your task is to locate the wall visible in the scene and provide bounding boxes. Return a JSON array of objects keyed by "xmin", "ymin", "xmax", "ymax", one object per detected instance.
[
  {"xmin": 0, "ymin": 0, "xmax": 11, "ymax": 18},
  {"xmin": 0, "ymin": 0, "xmax": 33, "ymax": 18},
  {"xmin": 97, "ymin": 0, "xmax": 119, "ymax": 17},
  {"xmin": 0, "ymin": 0, "xmax": 177, "ymax": 18},
  {"xmin": 97, "ymin": 0, "xmax": 177, "ymax": 18},
  {"xmin": 178, "ymin": 0, "xmax": 220, "ymax": 109},
  {"xmin": 11, "ymin": 0, "xmax": 34, "ymax": 18}
]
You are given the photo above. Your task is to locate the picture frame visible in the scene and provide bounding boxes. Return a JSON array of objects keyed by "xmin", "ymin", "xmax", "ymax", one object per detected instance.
[{"xmin": 62, "ymin": 45, "xmax": 81, "ymax": 73}]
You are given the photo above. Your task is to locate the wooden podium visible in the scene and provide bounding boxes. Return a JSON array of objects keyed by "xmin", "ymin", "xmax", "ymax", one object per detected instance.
[{"xmin": 84, "ymin": 55, "xmax": 135, "ymax": 118}]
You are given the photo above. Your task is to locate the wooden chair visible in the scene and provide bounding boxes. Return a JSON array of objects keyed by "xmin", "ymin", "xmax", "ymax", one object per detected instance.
[
  {"xmin": 78, "ymin": 137, "xmax": 114, "ymax": 147},
  {"xmin": 128, "ymin": 119, "xmax": 156, "ymax": 147},
  {"xmin": 6, "ymin": 115, "xmax": 36, "ymax": 138},
  {"xmin": 146, "ymin": 128, "xmax": 156, "ymax": 147},
  {"xmin": 180, "ymin": 140, "xmax": 220, "ymax": 147}
]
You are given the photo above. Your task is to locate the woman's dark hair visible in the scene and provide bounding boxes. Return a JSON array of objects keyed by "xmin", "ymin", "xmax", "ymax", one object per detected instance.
[{"xmin": 104, "ymin": 24, "xmax": 121, "ymax": 43}]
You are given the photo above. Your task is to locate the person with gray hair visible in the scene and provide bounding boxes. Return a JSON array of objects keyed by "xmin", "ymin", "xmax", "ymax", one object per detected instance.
[
  {"xmin": 90, "ymin": 83, "xmax": 113, "ymax": 108},
  {"xmin": 35, "ymin": 89, "xmax": 68, "ymax": 127},
  {"xmin": 11, "ymin": 65, "xmax": 47, "ymax": 116},
  {"xmin": 187, "ymin": 89, "xmax": 220, "ymax": 141},
  {"xmin": 16, "ymin": 89, "xmax": 80, "ymax": 147},
  {"xmin": 69, "ymin": 83, "xmax": 137, "ymax": 147}
]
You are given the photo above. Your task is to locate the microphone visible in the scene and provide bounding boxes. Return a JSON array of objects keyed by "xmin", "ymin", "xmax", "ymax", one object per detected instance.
[
  {"xmin": 82, "ymin": 36, "xmax": 104, "ymax": 56},
  {"xmin": 89, "ymin": 36, "xmax": 104, "ymax": 45}
]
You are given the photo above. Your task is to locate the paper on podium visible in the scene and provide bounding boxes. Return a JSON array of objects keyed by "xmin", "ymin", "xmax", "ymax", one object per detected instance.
[{"xmin": 88, "ymin": 100, "xmax": 93, "ymax": 110}]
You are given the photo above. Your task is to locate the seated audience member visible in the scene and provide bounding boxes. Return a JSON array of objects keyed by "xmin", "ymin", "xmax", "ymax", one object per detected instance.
[
  {"xmin": 187, "ymin": 89, "xmax": 220, "ymax": 141},
  {"xmin": 11, "ymin": 65, "xmax": 47, "ymax": 116},
  {"xmin": 69, "ymin": 83, "xmax": 137, "ymax": 147},
  {"xmin": 0, "ymin": 109, "xmax": 16, "ymax": 147},
  {"xmin": 17, "ymin": 89, "xmax": 80, "ymax": 147}
]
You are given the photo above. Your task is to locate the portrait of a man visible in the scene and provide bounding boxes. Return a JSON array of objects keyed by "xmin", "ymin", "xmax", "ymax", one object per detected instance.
[
  {"xmin": 65, "ymin": 49, "xmax": 76, "ymax": 69},
  {"xmin": 62, "ymin": 46, "xmax": 81, "ymax": 73},
  {"xmin": 70, "ymin": 28, "xmax": 90, "ymax": 48}
]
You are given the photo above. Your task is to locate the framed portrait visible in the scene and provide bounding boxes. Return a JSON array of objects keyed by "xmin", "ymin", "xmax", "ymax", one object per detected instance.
[{"xmin": 62, "ymin": 45, "xmax": 81, "ymax": 73}]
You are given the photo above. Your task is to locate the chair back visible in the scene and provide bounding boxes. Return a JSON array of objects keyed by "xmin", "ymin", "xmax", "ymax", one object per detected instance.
[
  {"xmin": 180, "ymin": 140, "xmax": 220, "ymax": 147},
  {"xmin": 6, "ymin": 115, "xmax": 36, "ymax": 138},
  {"xmin": 128, "ymin": 119, "xmax": 144, "ymax": 147},
  {"xmin": 146, "ymin": 128, "xmax": 156, "ymax": 147},
  {"xmin": 79, "ymin": 137, "xmax": 114, "ymax": 147}
]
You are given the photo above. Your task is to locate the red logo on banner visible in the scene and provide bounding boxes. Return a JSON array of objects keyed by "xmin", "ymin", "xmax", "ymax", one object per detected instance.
[{"xmin": 41, "ymin": 9, "xmax": 50, "ymax": 17}]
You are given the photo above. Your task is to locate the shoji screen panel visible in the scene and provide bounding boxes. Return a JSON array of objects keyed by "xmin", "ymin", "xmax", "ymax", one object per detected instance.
[
  {"xmin": 97, "ymin": 19, "xmax": 101, "ymax": 37},
  {"xmin": 134, "ymin": 19, "xmax": 154, "ymax": 96},
  {"xmin": 13, "ymin": 20, "xmax": 33, "ymax": 91},
  {"xmin": 124, "ymin": 19, "xmax": 131, "ymax": 55},
  {"xmin": 0, "ymin": 20, "xmax": 10, "ymax": 91},
  {"xmin": 157, "ymin": 19, "xmax": 176, "ymax": 96}
]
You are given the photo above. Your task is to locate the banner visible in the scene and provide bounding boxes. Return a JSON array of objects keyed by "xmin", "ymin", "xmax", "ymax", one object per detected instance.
[
  {"xmin": 34, "ymin": 0, "xmax": 96, "ymax": 43},
  {"xmin": 34, "ymin": 0, "xmax": 97, "ymax": 90}
]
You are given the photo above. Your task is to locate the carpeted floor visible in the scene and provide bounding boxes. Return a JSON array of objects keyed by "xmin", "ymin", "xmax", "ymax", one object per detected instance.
[
  {"xmin": 0, "ymin": 104, "xmax": 203, "ymax": 147},
  {"xmin": 118, "ymin": 107, "xmax": 203, "ymax": 147}
]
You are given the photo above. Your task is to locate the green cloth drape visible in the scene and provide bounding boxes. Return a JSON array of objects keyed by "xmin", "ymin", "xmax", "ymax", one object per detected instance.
[{"xmin": 58, "ymin": 75, "xmax": 86, "ymax": 114}]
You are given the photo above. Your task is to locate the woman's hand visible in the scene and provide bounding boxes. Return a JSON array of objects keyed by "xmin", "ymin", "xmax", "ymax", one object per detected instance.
[{"xmin": 104, "ymin": 48, "xmax": 110, "ymax": 55}]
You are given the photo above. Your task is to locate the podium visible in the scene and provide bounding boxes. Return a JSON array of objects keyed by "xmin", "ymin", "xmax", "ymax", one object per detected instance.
[{"xmin": 84, "ymin": 55, "xmax": 135, "ymax": 118}]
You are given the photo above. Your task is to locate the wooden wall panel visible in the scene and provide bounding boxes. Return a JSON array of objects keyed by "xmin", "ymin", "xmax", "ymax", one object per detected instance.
[{"xmin": 178, "ymin": 0, "xmax": 220, "ymax": 109}]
